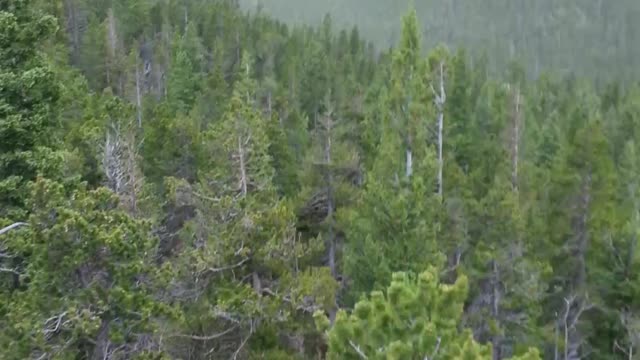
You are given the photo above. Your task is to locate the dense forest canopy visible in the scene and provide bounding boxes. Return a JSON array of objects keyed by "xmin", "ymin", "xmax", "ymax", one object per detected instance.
[
  {"xmin": 1, "ymin": 0, "xmax": 640, "ymax": 359},
  {"xmin": 240, "ymin": 0, "xmax": 640, "ymax": 83}
]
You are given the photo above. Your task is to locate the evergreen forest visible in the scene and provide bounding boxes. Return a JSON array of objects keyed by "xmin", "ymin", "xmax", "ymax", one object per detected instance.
[
  {"xmin": 241, "ymin": 0, "xmax": 640, "ymax": 83},
  {"xmin": 1, "ymin": 1, "xmax": 640, "ymax": 359}
]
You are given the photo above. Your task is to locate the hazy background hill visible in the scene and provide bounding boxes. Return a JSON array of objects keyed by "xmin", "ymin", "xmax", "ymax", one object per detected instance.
[{"xmin": 240, "ymin": 0, "xmax": 640, "ymax": 83}]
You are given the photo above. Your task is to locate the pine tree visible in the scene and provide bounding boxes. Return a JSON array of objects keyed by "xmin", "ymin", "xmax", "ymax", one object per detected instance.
[
  {"xmin": 0, "ymin": 178, "xmax": 172, "ymax": 359},
  {"xmin": 544, "ymin": 94, "xmax": 617, "ymax": 358},
  {"xmin": 77, "ymin": 14, "xmax": 108, "ymax": 90},
  {"xmin": 191, "ymin": 45, "xmax": 229, "ymax": 127},
  {"xmin": 297, "ymin": 93, "xmax": 361, "ymax": 278},
  {"xmin": 343, "ymin": 8, "xmax": 443, "ymax": 301},
  {"xmin": 592, "ymin": 140, "xmax": 640, "ymax": 359},
  {"xmin": 166, "ymin": 28, "xmax": 200, "ymax": 115},
  {"xmin": 457, "ymin": 81, "xmax": 548, "ymax": 359},
  {"xmin": 447, "ymin": 49, "xmax": 473, "ymax": 172},
  {"xmin": 315, "ymin": 267, "xmax": 541, "ymax": 360},
  {"xmin": 7, "ymin": 0, "xmax": 640, "ymax": 358},
  {"xmin": 168, "ymin": 53, "xmax": 331, "ymax": 358},
  {"xmin": 299, "ymin": 39, "xmax": 329, "ymax": 120},
  {"xmin": 0, "ymin": 0, "xmax": 62, "ymax": 218}
]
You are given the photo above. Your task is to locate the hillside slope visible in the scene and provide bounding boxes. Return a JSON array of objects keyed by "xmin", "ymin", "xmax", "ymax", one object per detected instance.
[{"xmin": 240, "ymin": 0, "xmax": 640, "ymax": 82}]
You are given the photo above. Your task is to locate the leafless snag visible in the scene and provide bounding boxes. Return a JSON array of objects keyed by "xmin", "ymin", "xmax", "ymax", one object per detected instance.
[
  {"xmin": 102, "ymin": 122, "xmax": 143, "ymax": 215},
  {"xmin": 203, "ymin": 258, "xmax": 249, "ymax": 275},
  {"xmin": 430, "ymin": 61, "xmax": 446, "ymax": 198},
  {"xmin": 349, "ymin": 340, "xmax": 369, "ymax": 359},
  {"xmin": 0, "ymin": 267, "xmax": 20, "ymax": 275},
  {"xmin": 233, "ymin": 319, "xmax": 255, "ymax": 360},
  {"xmin": 561, "ymin": 293, "xmax": 594, "ymax": 360},
  {"xmin": 237, "ymin": 135, "xmax": 249, "ymax": 197},
  {"xmin": 510, "ymin": 85, "xmax": 522, "ymax": 191},
  {"xmin": 424, "ymin": 336, "xmax": 441, "ymax": 360},
  {"xmin": 615, "ymin": 310, "xmax": 639, "ymax": 359},
  {"xmin": 34, "ymin": 352, "xmax": 49, "ymax": 360},
  {"xmin": 43, "ymin": 312, "xmax": 69, "ymax": 340},
  {"xmin": 0, "ymin": 222, "xmax": 28, "ymax": 236}
]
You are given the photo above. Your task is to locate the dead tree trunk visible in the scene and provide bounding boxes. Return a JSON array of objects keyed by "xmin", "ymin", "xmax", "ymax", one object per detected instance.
[
  {"xmin": 405, "ymin": 144, "xmax": 413, "ymax": 178},
  {"xmin": 431, "ymin": 61, "xmax": 446, "ymax": 197},
  {"xmin": 511, "ymin": 86, "xmax": 522, "ymax": 192},
  {"xmin": 135, "ymin": 60, "xmax": 143, "ymax": 128},
  {"xmin": 491, "ymin": 260, "xmax": 503, "ymax": 360},
  {"xmin": 561, "ymin": 294, "xmax": 593, "ymax": 360},
  {"xmin": 238, "ymin": 135, "xmax": 248, "ymax": 197},
  {"xmin": 558, "ymin": 170, "xmax": 593, "ymax": 359},
  {"xmin": 106, "ymin": 9, "xmax": 118, "ymax": 92},
  {"xmin": 91, "ymin": 318, "xmax": 111, "ymax": 360},
  {"xmin": 102, "ymin": 122, "xmax": 142, "ymax": 215}
]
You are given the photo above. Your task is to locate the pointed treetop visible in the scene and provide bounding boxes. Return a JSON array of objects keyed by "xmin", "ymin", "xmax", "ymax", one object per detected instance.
[
  {"xmin": 232, "ymin": 51, "xmax": 257, "ymax": 105},
  {"xmin": 398, "ymin": 5, "xmax": 421, "ymax": 63}
]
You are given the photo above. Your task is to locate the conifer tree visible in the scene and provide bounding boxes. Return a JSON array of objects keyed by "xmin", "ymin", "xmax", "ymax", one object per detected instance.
[
  {"xmin": 315, "ymin": 267, "xmax": 541, "ymax": 360},
  {"xmin": 0, "ymin": 179, "xmax": 172, "ymax": 359},
  {"xmin": 297, "ymin": 93, "xmax": 361, "ymax": 278},
  {"xmin": 170, "ymin": 53, "xmax": 332, "ymax": 358},
  {"xmin": 77, "ymin": 14, "xmax": 108, "ymax": 90},
  {"xmin": 457, "ymin": 82, "xmax": 548, "ymax": 359},
  {"xmin": 0, "ymin": 0, "xmax": 62, "ymax": 218},
  {"xmin": 343, "ymin": 8, "xmax": 443, "ymax": 301},
  {"xmin": 602, "ymin": 140, "xmax": 640, "ymax": 359},
  {"xmin": 299, "ymin": 39, "xmax": 330, "ymax": 120},
  {"xmin": 6, "ymin": 0, "xmax": 640, "ymax": 358},
  {"xmin": 191, "ymin": 44, "xmax": 229, "ymax": 128},
  {"xmin": 166, "ymin": 28, "xmax": 200, "ymax": 115},
  {"xmin": 544, "ymin": 98, "xmax": 617, "ymax": 358}
]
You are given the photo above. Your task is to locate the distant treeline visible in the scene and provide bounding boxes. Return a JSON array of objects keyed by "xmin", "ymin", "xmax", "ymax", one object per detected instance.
[{"xmin": 241, "ymin": 0, "xmax": 640, "ymax": 83}]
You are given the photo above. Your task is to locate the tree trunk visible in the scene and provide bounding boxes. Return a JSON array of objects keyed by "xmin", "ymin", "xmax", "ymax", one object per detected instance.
[
  {"xmin": 491, "ymin": 260, "xmax": 503, "ymax": 360},
  {"xmin": 64, "ymin": 0, "xmax": 81, "ymax": 65},
  {"xmin": 561, "ymin": 171, "xmax": 593, "ymax": 360},
  {"xmin": 405, "ymin": 147, "xmax": 413, "ymax": 178},
  {"xmin": 434, "ymin": 61, "xmax": 446, "ymax": 197},
  {"xmin": 252, "ymin": 271, "xmax": 262, "ymax": 293},
  {"xmin": 183, "ymin": 6, "xmax": 189, "ymax": 31},
  {"xmin": 135, "ymin": 61, "xmax": 143, "ymax": 128},
  {"xmin": 437, "ymin": 110, "xmax": 443, "ymax": 196},
  {"xmin": 106, "ymin": 9, "xmax": 118, "ymax": 92},
  {"xmin": 511, "ymin": 86, "xmax": 521, "ymax": 191},
  {"xmin": 91, "ymin": 318, "xmax": 110, "ymax": 360},
  {"xmin": 238, "ymin": 135, "xmax": 248, "ymax": 197}
]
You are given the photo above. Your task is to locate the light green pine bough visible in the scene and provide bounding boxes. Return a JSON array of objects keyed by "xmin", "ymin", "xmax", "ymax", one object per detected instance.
[{"xmin": 315, "ymin": 267, "xmax": 540, "ymax": 360}]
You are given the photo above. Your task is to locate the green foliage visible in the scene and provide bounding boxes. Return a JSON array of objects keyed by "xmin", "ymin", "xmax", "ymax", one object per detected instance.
[
  {"xmin": 343, "ymin": 9, "xmax": 443, "ymax": 301},
  {"xmin": 243, "ymin": 0, "xmax": 640, "ymax": 83},
  {"xmin": 0, "ymin": 178, "xmax": 172, "ymax": 359},
  {"xmin": 0, "ymin": 0, "xmax": 61, "ymax": 217},
  {"xmin": 316, "ymin": 267, "xmax": 540, "ymax": 360},
  {"xmin": 5, "ymin": 0, "xmax": 640, "ymax": 358}
]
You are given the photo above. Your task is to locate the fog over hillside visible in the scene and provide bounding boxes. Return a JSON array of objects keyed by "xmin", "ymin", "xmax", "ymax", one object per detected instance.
[{"xmin": 240, "ymin": 0, "xmax": 640, "ymax": 82}]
